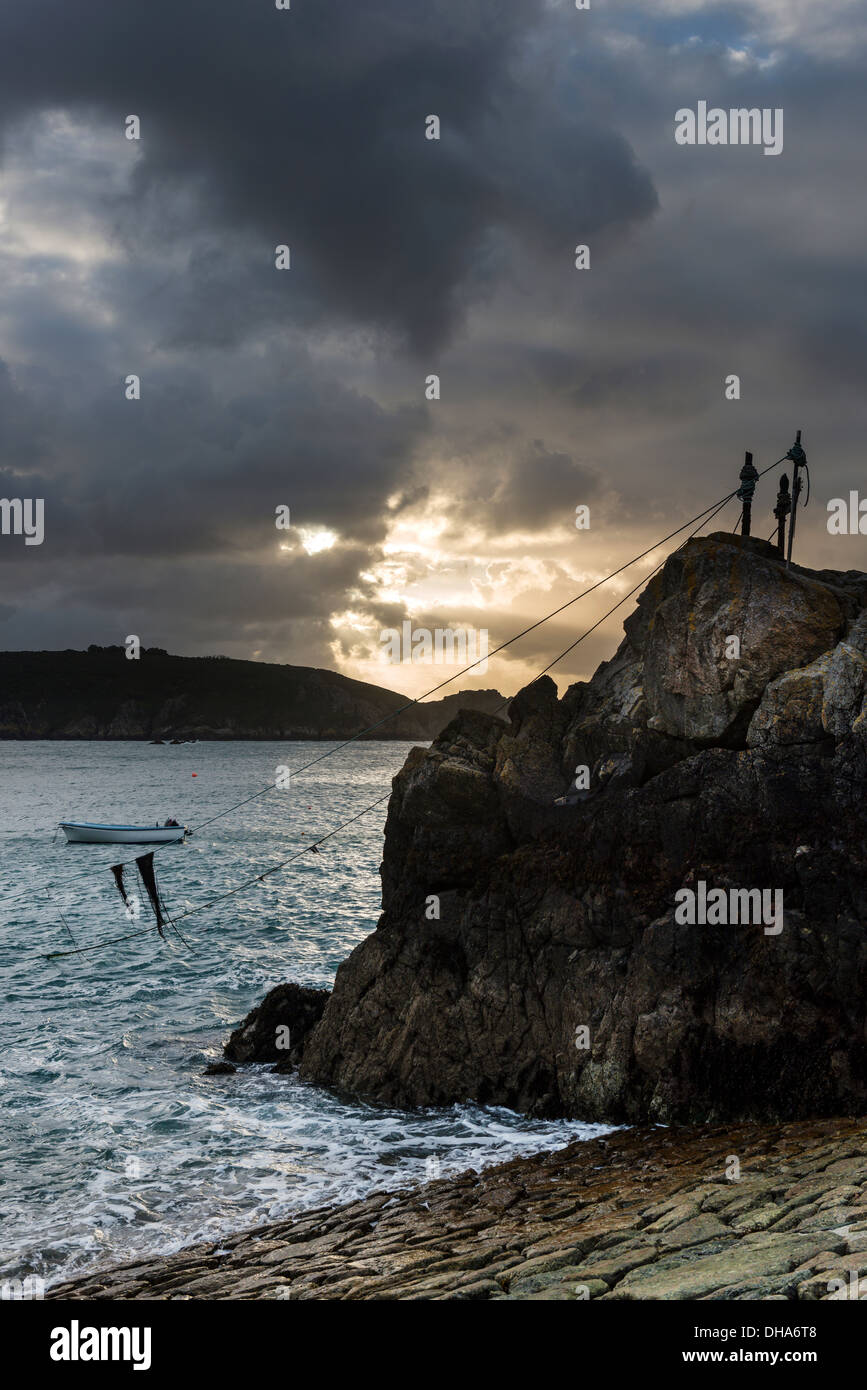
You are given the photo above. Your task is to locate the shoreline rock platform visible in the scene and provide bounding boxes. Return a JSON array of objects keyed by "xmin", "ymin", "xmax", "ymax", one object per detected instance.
[{"xmin": 49, "ymin": 1116, "xmax": 867, "ymax": 1301}]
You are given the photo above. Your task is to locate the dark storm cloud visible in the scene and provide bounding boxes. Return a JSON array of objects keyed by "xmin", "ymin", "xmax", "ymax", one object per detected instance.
[
  {"xmin": 0, "ymin": 361, "xmax": 46, "ymax": 463},
  {"xmin": 1, "ymin": 0, "xmax": 865, "ymax": 685},
  {"xmin": 428, "ymin": 7, "xmax": 867, "ymax": 531},
  {"xmin": 0, "ymin": 539, "xmax": 377, "ymax": 665},
  {"xmin": 0, "ymin": 344, "xmax": 428, "ymax": 562},
  {"xmin": 459, "ymin": 442, "xmax": 603, "ymax": 535},
  {"xmin": 0, "ymin": 0, "xmax": 658, "ymax": 355}
]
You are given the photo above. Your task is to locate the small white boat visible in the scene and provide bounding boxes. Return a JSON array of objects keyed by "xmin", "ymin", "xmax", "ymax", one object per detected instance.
[{"xmin": 60, "ymin": 822, "xmax": 187, "ymax": 845}]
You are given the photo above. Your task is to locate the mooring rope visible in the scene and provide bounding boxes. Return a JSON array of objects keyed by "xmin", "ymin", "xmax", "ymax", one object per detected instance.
[
  {"xmin": 44, "ymin": 791, "xmax": 395, "ymax": 957},
  {"xmin": 39, "ymin": 486, "xmax": 747, "ymax": 959},
  {"xmin": 28, "ymin": 450, "xmax": 789, "ymax": 960},
  {"xmin": 182, "ymin": 476, "xmax": 779, "ymax": 840}
]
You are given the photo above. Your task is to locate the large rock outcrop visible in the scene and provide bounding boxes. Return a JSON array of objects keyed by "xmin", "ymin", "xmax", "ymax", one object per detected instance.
[
  {"xmin": 630, "ymin": 538, "xmax": 845, "ymax": 743},
  {"xmin": 243, "ymin": 535, "xmax": 867, "ymax": 1124}
]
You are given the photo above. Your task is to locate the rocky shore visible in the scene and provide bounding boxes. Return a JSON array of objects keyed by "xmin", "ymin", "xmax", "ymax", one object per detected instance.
[
  {"xmin": 47, "ymin": 533, "xmax": 867, "ymax": 1305},
  {"xmin": 49, "ymin": 1117, "xmax": 867, "ymax": 1301}
]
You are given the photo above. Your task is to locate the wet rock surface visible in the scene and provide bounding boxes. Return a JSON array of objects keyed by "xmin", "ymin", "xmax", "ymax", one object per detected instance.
[
  {"xmin": 48, "ymin": 1117, "xmax": 867, "ymax": 1301},
  {"xmin": 224, "ymin": 983, "xmax": 329, "ymax": 1071}
]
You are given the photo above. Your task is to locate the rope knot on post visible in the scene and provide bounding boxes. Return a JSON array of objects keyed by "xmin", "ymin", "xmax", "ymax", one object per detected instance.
[
  {"xmin": 737, "ymin": 452, "xmax": 758, "ymax": 502},
  {"xmin": 786, "ymin": 436, "xmax": 807, "ymax": 469}
]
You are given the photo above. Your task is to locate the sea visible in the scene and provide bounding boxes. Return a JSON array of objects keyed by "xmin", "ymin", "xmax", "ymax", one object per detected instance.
[{"xmin": 0, "ymin": 740, "xmax": 612, "ymax": 1290}]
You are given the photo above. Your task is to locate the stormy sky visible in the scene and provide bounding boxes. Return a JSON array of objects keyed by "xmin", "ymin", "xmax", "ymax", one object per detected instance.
[{"xmin": 0, "ymin": 0, "xmax": 865, "ymax": 697}]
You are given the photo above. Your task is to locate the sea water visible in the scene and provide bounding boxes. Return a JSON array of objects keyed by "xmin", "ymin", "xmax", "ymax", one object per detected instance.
[{"xmin": 0, "ymin": 740, "xmax": 611, "ymax": 1288}]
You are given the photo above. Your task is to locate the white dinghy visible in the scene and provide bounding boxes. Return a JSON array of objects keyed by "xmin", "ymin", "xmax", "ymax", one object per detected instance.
[{"xmin": 60, "ymin": 822, "xmax": 186, "ymax": 845}]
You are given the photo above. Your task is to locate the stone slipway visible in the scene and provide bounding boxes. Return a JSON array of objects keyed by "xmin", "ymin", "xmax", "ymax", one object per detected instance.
[{"xmin": 49, "ymin": 1117, "xmax": 867, "ymax": 1301}]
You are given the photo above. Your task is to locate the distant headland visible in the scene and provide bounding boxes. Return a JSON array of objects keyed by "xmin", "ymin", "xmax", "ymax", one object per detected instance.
[{"xmin": 0, "ymin": 646, "xmax": 507, "ymax": 742}]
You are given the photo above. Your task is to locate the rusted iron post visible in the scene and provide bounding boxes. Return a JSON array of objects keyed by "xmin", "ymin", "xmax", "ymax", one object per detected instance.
[
  {"xmin": 785, "ymin": 430, "xmax": 807, "ymax": 567},
  {"xmin": 774, "ymin": 473, "xmax": 791, "ymax": 556},
  {"xmin": 737, "ymin": 450, "xmax": 758, "ymax": 538}
]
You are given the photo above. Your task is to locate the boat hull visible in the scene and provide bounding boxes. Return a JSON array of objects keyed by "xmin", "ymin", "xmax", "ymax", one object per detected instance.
[{"xmin": 60, "ymin": 823, "xmax": 186, "ymax": 845}]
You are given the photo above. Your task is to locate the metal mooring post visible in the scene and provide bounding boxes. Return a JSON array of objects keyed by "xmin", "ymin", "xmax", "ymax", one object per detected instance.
[
  {"xmin": 737, "ymin": 450, "xmax": 759, "ymax": 538},
  {"xmin": 785, "ymin": 430, "xmax": 808, "ymax": 568},
  {"xmin": 774, "ymin": 473, "xmax": 791, "ymax": 557}
]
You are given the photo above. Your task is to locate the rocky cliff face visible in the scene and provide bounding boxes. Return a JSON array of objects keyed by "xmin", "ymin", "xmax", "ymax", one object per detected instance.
[{"xmin": 243, "ymin": 535, "xmax": 867, "ymax": 1124}]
